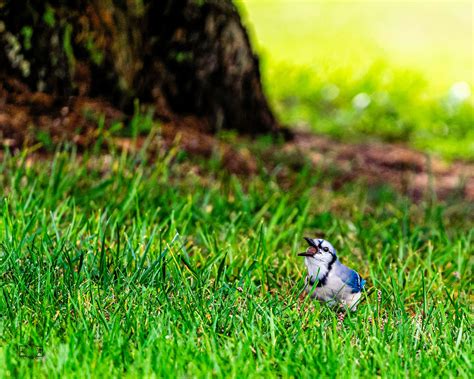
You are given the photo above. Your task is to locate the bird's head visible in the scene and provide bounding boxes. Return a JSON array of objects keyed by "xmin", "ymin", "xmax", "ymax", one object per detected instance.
[{"xmin": 298, "ymin": 237, "xmax": 337, "ymax": 266}]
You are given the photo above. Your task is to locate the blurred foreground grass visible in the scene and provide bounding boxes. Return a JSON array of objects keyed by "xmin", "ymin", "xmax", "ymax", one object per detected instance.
[
  {"xmin": 0, "ymin": 135, "xmax": 472, "ymax": 377},
  {"xmin": 240, "ymin": 0, "xmax": 474, "ymax": 160}
]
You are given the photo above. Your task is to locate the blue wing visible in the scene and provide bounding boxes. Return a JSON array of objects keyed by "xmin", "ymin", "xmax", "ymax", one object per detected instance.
[{"xmin": 334, "ymin": 262, "xmax": 365, "ymax": 293}]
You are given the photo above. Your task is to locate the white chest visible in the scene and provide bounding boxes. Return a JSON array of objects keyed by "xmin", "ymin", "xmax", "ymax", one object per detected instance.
[{"xmin": 305, "ymin": 271, "xmax": 361, "ymax": 310}]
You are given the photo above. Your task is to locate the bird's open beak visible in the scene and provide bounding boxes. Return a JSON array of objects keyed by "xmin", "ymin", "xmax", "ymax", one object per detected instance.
[
  {"xmin": 300, "ymin": 237, "xmax": 318, "ymax": 257},
  {"xmin": 298, "ymin": 252, "xmax": 312, "ymax": 257}
]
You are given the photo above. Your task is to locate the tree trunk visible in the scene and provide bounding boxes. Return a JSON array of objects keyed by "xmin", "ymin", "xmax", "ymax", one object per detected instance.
[{"xmin": 0, "ymin": 0, "xmax": 278, "ymax": 134}]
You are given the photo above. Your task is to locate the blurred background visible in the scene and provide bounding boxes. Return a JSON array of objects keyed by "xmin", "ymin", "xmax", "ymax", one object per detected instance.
[
  {"xmin": 0, "ymin": 0, "xmax": 473, "ymax": 189},
  {"xmin": 1, "ymin": 0, "xmax": 472, "ymax": 158},
  {"xmin": 239, "ymin": 0, "xmax": 473, "ymax": 160}
]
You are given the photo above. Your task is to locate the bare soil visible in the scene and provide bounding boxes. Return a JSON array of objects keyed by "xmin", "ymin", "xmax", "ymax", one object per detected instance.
[
  {"xmin": 286, "ymin": 132, "xmax": 473, "ymax": 202},
  {"xmin": 1, "ymin": 82, "xmax": 472, "ymax": 202}
]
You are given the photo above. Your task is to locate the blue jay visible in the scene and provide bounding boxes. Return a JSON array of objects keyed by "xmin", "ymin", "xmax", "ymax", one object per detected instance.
[{"xmin": 298, "ymin": 237, "xmax": 366, "ymax": 310}]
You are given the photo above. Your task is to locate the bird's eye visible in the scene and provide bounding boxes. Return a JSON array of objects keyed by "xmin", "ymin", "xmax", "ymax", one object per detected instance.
[{"xmin": 323, "ymin": 247, "xmax": 329, "ymax": 252}]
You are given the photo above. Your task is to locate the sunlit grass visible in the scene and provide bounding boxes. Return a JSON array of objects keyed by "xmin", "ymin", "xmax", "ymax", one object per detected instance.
[
  {"xmin": 0, "ymin": 137, "xmax": 472, "ymax": 377},
  {"xmin": 239, "ymin": 0, "xmax": 474, "ymax": 160},
  {"xmin": 242, "ymin": 0, "xmax": 472, "ymax": 91}
]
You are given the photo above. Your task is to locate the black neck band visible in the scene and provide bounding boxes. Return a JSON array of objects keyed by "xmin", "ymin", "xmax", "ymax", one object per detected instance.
[{"xmin": 309, "ymin": 254, "xmax": 337, "ymax": 288}]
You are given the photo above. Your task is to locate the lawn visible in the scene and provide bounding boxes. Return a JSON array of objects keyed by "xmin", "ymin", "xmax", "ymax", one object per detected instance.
[
  {"xmin": 0, "ymin": 138, "xmax": 471, "ymax": 377},
  {"xmin": 0, "ymin": 1, "xmax": 472, "ymax": 377},
  {"xmin": 239, "ymin": 0, "xmax": 474, "ymax": 160}
]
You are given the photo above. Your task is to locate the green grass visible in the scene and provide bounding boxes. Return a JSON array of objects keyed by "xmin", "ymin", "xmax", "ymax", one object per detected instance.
[
  {"xmin": 239, "ymin": 0, "xmax": 474, "ymax": 160},
  {"xmin": 0, "ymin": 135, "xmax": 472, "ymax": 377},
  {"xmin": 1, "ymin": 2, "xmax": 472, "ymax": 376}
]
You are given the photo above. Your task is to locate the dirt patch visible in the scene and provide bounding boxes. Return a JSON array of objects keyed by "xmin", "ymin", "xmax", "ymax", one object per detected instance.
[
  {"xmin": 0, "ymin": 77, "xmax": 125, "ymax": 148},
  {"xmin": 1, "ymin": 82, "xmax": 473, "ymax": 201},
  {"xmin": 0, "ymin": 80, "xmax": 257, "ymax": 175},
  {"xmin": 114, "ymin": 120, "xmax": 258, "ymax": 175},
  {"xmin": 287, "ymin": 131, "xmax": 473, "ymax": 201}
]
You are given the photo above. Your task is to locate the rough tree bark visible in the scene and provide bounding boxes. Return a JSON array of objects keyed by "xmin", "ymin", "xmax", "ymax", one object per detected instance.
[{"xmin": 0, "ymin": 0, "xmax": 278, "ymax": 134}]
